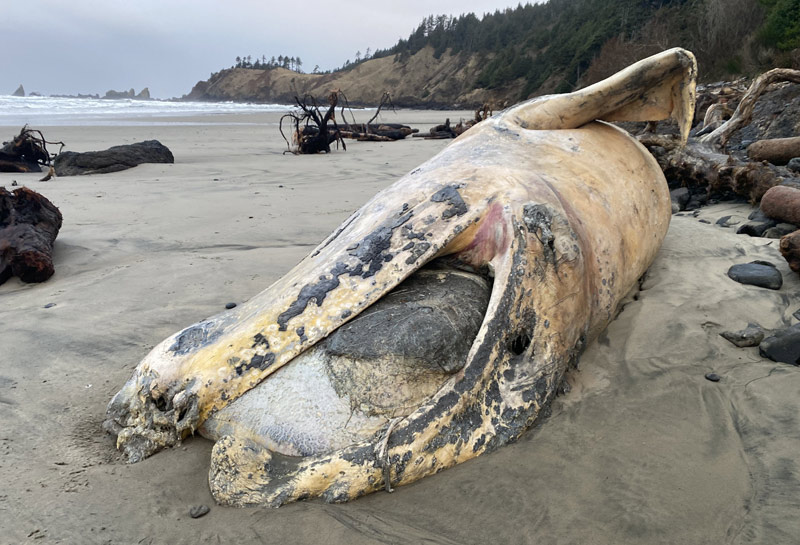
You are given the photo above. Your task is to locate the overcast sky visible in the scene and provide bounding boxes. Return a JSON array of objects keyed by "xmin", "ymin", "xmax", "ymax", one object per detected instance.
[{"xmin": 1, "ymin": 1, "xmax": 533, "ymax": 99}]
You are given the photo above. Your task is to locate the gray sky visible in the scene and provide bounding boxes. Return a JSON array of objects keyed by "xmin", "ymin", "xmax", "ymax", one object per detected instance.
[{"xmin": 2, "ymin": 1, "xmax": 530, "ymax": 99}]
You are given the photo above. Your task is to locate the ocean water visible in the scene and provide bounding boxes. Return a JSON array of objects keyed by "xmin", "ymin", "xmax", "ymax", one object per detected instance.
[{"xmin": 0, "ymin": 95, "xmax": 294, "ymax": 127}]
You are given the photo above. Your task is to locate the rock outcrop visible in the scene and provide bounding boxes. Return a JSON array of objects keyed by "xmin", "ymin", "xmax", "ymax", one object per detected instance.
[
  {"xmin": 12, "ymin": 84, "xmax": 24, "ymax": 97},
  {"xmin": 53, "ymin": 140, "xmax": 174, "ymax": 176}
]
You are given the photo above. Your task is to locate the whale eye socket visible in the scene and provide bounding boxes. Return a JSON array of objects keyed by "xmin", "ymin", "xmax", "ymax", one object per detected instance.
[
  {"xmin": 154, "ymin": 395, "xmax": 169, "ymax": 412},
  {"xmin": 508, "ymin": 332, "xmax": 531, "ymax": 355}
]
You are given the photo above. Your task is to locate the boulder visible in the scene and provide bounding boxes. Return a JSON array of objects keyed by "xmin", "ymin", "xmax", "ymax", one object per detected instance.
[
  {"xmin": 0, "ymin": 187, "xmax": 62, "ymax": 285},
  {"xmin": 761, "ymin": 185, "xmax": 800, "ymax": 225},
  {"xmin": 53, "ymin": 140, "xmax": 174, "ymax": 176}
]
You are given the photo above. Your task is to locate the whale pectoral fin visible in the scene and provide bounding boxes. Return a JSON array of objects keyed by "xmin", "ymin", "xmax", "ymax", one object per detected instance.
[
  {"xmin": 504, "ymin": 48, "xmax": 697, "ymax": 143},
  {"xmin": 208, "ymin": 203, "xmax": 588, "ymax": 506}
]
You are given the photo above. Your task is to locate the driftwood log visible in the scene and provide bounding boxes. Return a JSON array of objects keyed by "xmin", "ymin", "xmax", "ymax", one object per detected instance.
[
  {"xmin": 53, "ymin": 140, "xmax": 174, "ymax": 176},
  {"xmin": 0, "ymin": 187, "xmax": 63, "ymax": 285},
  {"xmin": 747, "ymin": 137, "xmax": 800, "ymax": 165}
]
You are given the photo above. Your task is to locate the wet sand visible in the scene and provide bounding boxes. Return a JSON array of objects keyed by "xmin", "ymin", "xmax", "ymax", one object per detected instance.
[{"xmin": 1, "ymin": 111, "xmax": 799, "ymax": 544}]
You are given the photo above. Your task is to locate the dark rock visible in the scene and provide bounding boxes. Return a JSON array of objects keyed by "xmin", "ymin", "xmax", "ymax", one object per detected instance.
[
  {"xmin": 685, "ymin": 194, "xmax": 707, "ymax": 211},
  {"xmin": 705, "ymin": 372, "xmax": 721, "ymax": 382},
  {"xmin": 12, "ymin": 84, "xmax": 24, "ymax": 97},
  {"xmin": 699, "ymin": 219, "xmax": 711, "ymax": 224},
  {"xmin": 793, "ymin": 308, "xmax": 800, "ymax": 321},
  {"xmin": 763, "ymin": 223, "xmax": 798, "ymax": 239},
  {"xmin": 670, "ymin": 187, "xmax": 690, "ymax": 211},
  {"xmin": 720, "ymin": 323, "xmax": 766, "ymax": 347},
  {"xmin": 43, "ymin": 303, "xmax": 56, "ymax": 309},
  {"xmin": 788, "ymin": 157, "xmax": 800, "ymax": 173},
  {"xmin": 727, "ymin": 261, "xmax": 782, "ymax": 290},
  {"xmin": 748, "ymin": 209, "xmax": 773, "ymax": 222},
  {"xmin": 737, "ymin": 219, "xmax": 777, "ymax": 237},
  {"xmin": 54, "ymin": 140, "xmax": 174, "ymax": 176},
  {"xmin": 0, "ymin": 187, "xmax": 62, "ymax": 285},
  {"xmin": 716, "ymin": 215, "xmax": 745, "ymax": 228},
  {"xmin": 225, "ymin": 302, "xmax": 237, "ymax": 309},
  {"xmin": 759, "ymin": 328, "xmax": 800, "ymax": 365},
  {"xmin": 189, "ymin": 505, "xmax": 210, "ymax": 518}
]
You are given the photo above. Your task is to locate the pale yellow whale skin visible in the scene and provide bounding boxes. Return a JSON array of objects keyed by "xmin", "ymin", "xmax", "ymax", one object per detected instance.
[{"xmin": 105, "ymin": 48, "xmax": 696, "ymax": 506}]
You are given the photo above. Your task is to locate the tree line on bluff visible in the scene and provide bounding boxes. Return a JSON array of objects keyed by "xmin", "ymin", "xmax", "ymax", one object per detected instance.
[{"xmin": 220, "ymin": 0, "xmax": 799, "ymax": 101}]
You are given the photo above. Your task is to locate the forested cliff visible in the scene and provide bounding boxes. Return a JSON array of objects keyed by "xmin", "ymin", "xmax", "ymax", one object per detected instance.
[{"xmin": 184, "ymin": 0, "xmax": 800, "ymax": 107}]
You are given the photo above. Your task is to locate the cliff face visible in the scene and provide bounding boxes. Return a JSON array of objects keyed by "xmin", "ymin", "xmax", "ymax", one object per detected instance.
[{"xmin": 184, "ymin": 47, "xmax": 519, "ymax": 108}]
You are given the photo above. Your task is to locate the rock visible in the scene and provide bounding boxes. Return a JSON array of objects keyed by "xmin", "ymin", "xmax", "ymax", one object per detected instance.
[
  {"xmin": 54, "ymin": 140, "xmax": 174, "ymax": 176},
  {"xmin": 779, "ymin": 230, "xmax": 800, "ymax": 273},
  {"xmin": 793, "ymin": 308, "xmax": 800, "ymax": 321},
  {"xmin": 705, "ymin": 372, "xmax": 721, "ymax": 382},
  {"xmin": 762, "ymin": 223, "xmax": 798, "ymax": 238},
  {"xmin": 737, "ymin": 219, "xmax": 777, "ymax": 237},
  {"xmin": 12, "ymin": 84, "xmax": 24, "ymax": 97},
  {"xmin": 670, "ymin": 187, "xmax": 690, "ymax": 211},
  {"xmin": 102, "ymin": 88, "xmax": 136, "ymax": 100},
  {"xmin": 225, "ymin": 302, "xmax": 237, "ymax": 309},
  {"xmin": 759, "ymin": 327, "xmax": 800, "ymax": 365},
  {"xmin": 760, "ymin": 185, "xmax": 800, "ymax": 225},
  {"xmin": 788, "ymin": 157, "xmax": 800, "ymax": 173},
  {"xmin": 699, "ymin": 219, "xmax": 711, "ymax": 224},
  {"xmin": 134, "ymin": 88, "xmax": 151, "ymax": 100},
  {"xmin": 189, "ymin": 505, "xmax": 210, "ymax": 519},
  {"xmin": 0, "ymin": 187, "xmax": 62, "ymax": 285},
  {"xmin": 727, "ymin": 261, "xmax": 783, "ymax": 290},
  {"xmin": 720, "ymin": 323, "xmax": 766, "ymax": 347},
  {"xmin": 748, "ymin": 209, "xmax": 773, "ymax": 222},
  {"xmin": 716, "ymin": 215, "xmax": 746, "ymax": 228}
]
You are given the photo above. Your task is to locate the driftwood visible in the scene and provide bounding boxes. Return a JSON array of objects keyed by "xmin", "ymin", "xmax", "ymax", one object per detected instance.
[
  {"xmin": 780, "ymin": 231, "xmax": 800, "ymax": 273},
  {"xmin": 0, "ymin": 187, "xmax": 63, "ymax": 285},
  {"xmin": 747, "ymin": 137, "xmax": 800, "ymax": 165},
  {"xmin": 53, "ymin": 140, "xmax": 174, "ymax": 176},
  {"xmin": 280, "ymin": 92, "xmax": 346, "ymax": 154},
  {"xmin": 639, "ymin": 68, "xmax": 800, "ymax": 203},
  {"xmin": 417, "ymin": 104, "xmax": 494, "ymax": 140},
  {"xmin": 0, "ymin": 126, "xmax": 64, "ymax": 180}
]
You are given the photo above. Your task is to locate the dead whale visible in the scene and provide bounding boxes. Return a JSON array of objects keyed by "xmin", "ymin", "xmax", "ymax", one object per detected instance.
[{"xmin": 105, "ymin": 48, "xmax": 697, "ymax": 506}]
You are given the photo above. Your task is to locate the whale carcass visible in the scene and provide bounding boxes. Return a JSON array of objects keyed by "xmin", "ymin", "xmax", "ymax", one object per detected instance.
[{"xmin": 105, "ymin": 48, "xmax": 697, "ymax": 507}]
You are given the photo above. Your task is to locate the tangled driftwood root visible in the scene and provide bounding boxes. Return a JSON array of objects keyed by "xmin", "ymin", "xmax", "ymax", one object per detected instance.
[{"xmin": 0, "ymin": 126, "xmax": 64, "ymax": 180}]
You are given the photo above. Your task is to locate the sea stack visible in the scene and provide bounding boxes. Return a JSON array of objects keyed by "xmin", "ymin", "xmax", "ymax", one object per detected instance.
[{"xmin": 12, "ymin": 84, "xmax": 24, "ymax": 97}]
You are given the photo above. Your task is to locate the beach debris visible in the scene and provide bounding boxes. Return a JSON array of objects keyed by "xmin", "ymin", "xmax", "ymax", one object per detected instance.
[
  {"xmin": 0, "ymin": 126, "xmax": 64, "ymax": 178},
  {"xmin": 638, "ymin": 67, "xmax": 800, "ymax": 204},
  {"xmin": 747, "ymin": 137, "xmax": 800, "ymax": 166},
  {"xmin": 414, "ymin": 104, "xmax": 494, "ymax": 140},
  {"xmin": 704, "ymin": 372, "xmax": 721, "ymax": 382},
  {"xmin": 759, "ymin": 325, "xmax": 800, "ymax": 365},
  {"xmin": 188, "ymin": 505, "xmax": 210, "ymax": 519},
  {"xmin": 727, "ymin": 261, "xmax": 783, "ymax": 290},
  {"xmin": 720, "ymin": 323, "xmax": 766, "ymax": 347},
  {"xmin": 0, "ymin": 187, "xmax": 63, "ymax": 285},
  {"xmin": 280, "ymin": 91, "xmax": 347, "ymax": 154},
  {"xmin": 53, "ymin": 140, "xmax": 174, "ymax": 176}
]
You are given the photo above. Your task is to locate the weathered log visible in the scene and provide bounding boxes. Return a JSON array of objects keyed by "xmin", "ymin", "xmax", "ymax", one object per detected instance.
[
  {"xmin": 700, "ymin": 68, "xmax": 800, "ymax": 149},
  {"xmin": 54, "ymin": 140, "xmax": 174, "ymax": 176},
  {"xmin": 780, "ymin": 230, "xmax": 800, "ymax": 273},
  {"xmin": 747, "ymin": 137, "xmax": 800, "ymax": 165},
  {"xmin": 639, "ymin": 134, "xmax": 796, "ymax": 202},
  {"xmin": 761, "ymin": 185, "xmax": 800, "ymax": 224},
  {"xmin": 0, "ymin": 187, "xmax": 63, "ymax": 285}
]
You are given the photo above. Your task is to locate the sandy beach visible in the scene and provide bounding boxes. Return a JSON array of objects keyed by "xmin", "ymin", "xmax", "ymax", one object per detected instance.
[{"xmin": 1, "ymin": 109, "xmax": 799, "ymax": 544}]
